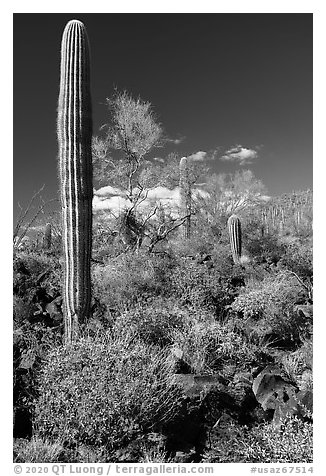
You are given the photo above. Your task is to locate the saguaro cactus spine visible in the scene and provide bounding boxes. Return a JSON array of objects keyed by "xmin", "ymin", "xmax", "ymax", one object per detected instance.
[
  {"xmin": 179, "ymin": 156, "xmax": 191, "ymax": 239},
  {"xmin": 57, "ymin": 20, "xmax": 93, "ymax": 343},
  {"xmin": 228, "ymin": 214, "xmax": 242, "ymax": 264}
]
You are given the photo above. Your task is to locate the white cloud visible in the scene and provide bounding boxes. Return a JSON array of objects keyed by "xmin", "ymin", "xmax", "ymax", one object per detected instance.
[
  {"xmin": 93, "ymin": 184, "xmax": 208, "ymax": 215},
  {"xmin": 188, "ymin": 151, "xmax": 207, "ymax": 162},
  {"xmin": 93, "ymin": 194, "xmax": 129, "ymax": 212},
  {"xmin": 167, "ymin": 135, "xmax": 186, "ymax": 145},
  {"xmin": 152, "ymin": 157, "xmax": 165, "ymax": 163},
  {"xmin": 147, "ymin": 186, "xmax": 180, "ymax": 201},
  {"xmin": 94, "ymin": 185, "xmax": 124, "ymax": 197},
  {"xmin": 220, "ymin": 145, "xmax": 259, "ymax": 165}
]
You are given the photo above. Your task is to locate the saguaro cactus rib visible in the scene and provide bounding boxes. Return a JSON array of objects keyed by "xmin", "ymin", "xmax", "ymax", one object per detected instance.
[
  {"xmin": 228, "ymin": 214, "xmax": 242, "ymax": 264},
  {"xmin": 57, "ymin": 20, "xmax": 93, "ymax": 343}
]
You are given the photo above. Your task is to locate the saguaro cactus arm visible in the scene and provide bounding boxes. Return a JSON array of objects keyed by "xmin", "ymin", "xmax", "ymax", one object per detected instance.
[{"xmin": 57, "ymin": 20, "xmax": 93, "ymax": 343}]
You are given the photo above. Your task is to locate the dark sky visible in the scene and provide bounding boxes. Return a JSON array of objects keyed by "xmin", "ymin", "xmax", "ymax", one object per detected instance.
[{"xmin": 13, "ymin": 13, "xmax": 312, "ymax": 222}]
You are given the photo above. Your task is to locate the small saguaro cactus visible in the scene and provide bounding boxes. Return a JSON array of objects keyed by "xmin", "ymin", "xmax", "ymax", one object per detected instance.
[
  {"xmin": 43, "ymin": 223, "xmax": 52, "ymax": 250},
  {"xmin": 57, "ymin": 20, "xmax": 93, "ymax": 343},
  {"xmin": 179, "ymin": 156, "xmax": 191, "ymax": 239},
  {"xmin": 228, "ymin": 214, "xmax": 242, "ymax": 264}
]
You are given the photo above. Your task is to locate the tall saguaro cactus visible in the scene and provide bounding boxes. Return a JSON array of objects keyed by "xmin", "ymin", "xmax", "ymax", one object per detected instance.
[
  {"xmin": 228, "ymin": 214, "xmax": 242, "ymax": 264},
  {"xmin": 179, "ymin": 157, "xmax": 191, "ymax": 239},
  {"xmin": 57, "ymin": 20, "xmax": 93, "ymax": 343}
]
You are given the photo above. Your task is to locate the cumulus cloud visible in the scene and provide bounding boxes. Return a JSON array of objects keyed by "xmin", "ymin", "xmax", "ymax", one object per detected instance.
[
  {"xmin": 220, "ymin": 145, "xmax": 259, "ymax": 165},
  {"xmin": 93, "ymin": 194, "xmax": 130, "ymax": 213},
  {"xmin": 93, "ymin": 184, "xmax": 208, "ymax": 215},
  {"xmin": 93, "ymin": 185, "xmax": 181, "ymax": 214},
  {"xmin": 147, "ymin": 186, "xmax": 180, "ymax": 201},
  {"xmin": 188, "ymin": 151, "xmax": 207, "ymax": 162},
  {"xmin": 94, "ymin": 185, "xmax": 124, "ymax": 197},
  {"xmin": 167, "ymin": 135, "xmax": 186, "ymax": 145}
]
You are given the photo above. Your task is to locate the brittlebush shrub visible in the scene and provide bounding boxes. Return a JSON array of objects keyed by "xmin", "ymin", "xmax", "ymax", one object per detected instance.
[
  {"xmin": 114, "ymin": 300, "xmax": 266, "ymax": 375},
  {"xmin": 13, "ymin": 437, "xmax": 64, "ymax": 463},
  {"xmin": 113, "ymin": 297, "xmax": 186, "ymax": 347},
  {"xmin": 92, "ymin": 251, "xmax": 175, "ymax": 313},
  {"xmin": 169, "ymin": 317, "xmax": 255, "ymax": 374},
  {"xmin": 230, "ymin": 273, "xmax": 311, "ymax": 346},
  {"xmin": 281, "ymin": 338, "xmax": 313, "ymax": 390},
  {"xmin": 34, "ymin": 330, "xmax": 182, "ymax": 451},
  {"xmin": 203, "ymin": 416, "xmax": 312, "ymax": 463}
]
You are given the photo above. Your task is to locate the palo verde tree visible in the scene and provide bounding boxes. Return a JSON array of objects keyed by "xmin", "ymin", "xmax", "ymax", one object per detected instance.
[{"xmin": 92, "ymin": 91, "xmax": 191, "ymax": 251}]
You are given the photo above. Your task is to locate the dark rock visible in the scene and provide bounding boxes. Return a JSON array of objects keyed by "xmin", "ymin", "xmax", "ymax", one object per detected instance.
[
  {"xmin": 45, "ymin": 300, "xmax": 63, "ymax": 325},
  {"xmin": 252, "ymin": 365, "xmax": 312, "ymax": 427},
  {"xmin": 252, "ymin": 365, "xmax": 296, "ymax": 411},
  {"xmin": 13, "ymin": 407, "xmax": 32, "ymax": 438},
  {"xmin": 32, "ymin": 286, "xmax": 52, "ymax": 304},
  {"xmin": 296, "ymin": 389, "xmax": 313, "ymax": 414},
  {"xmin": 294, "ymin": 304, "xmax": 313, "ymax": 320},
  {"xmin": 174, "ymin": 448, "xmax": 196, "ymax": 463},
  {"xmin": 229, "ymin": 276, "xmax": 245, "ymax": 287},
  {"xmin": 173, "ymin": 374, "xmax": 225, "ymax": 399}
]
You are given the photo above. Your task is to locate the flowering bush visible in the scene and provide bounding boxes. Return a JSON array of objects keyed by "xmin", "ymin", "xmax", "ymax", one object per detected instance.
[
  {"xmin": 231, "ymin": 273, "xmax": 303, "ymax": 320},
  {"xmin": 203, "ymin": 416, "xmax": 312, "ymax": 463},
  {"xmin": 34, "ymin": 330, "xmax": 182, "ymax": 451}
]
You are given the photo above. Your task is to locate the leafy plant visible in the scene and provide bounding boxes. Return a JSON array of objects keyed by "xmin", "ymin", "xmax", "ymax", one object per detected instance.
[
  {"xmin": 34, "ymin": 330, "xmax": 182, "ymax": 451},
  {"xmin": 13, "ymin": 437, "xmax": 64, "ymax": 463},
  {"xmin": 203, "ymin": 416, "xmax": 312, "ymax": 463}
]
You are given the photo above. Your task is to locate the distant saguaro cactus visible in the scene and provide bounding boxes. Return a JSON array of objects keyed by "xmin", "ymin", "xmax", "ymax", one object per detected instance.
[
  {"xmin": 43, "ymin": 223, "xmax": 52, "ymax": 250},
  {"xmin": 179, "ymin": 157, "xmax": 191, "ymax": 239},
  {"xmin": 57, "ymin": 20, "xmax": 93, "ymax": 343},
  {"xmin": 228, "ymin": 214, "xmax": 242, "ymax": 264}
]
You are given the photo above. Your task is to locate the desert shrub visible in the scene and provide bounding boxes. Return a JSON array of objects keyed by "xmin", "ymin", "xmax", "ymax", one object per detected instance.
[
  {"xmin": 246, "ymin": 234, "xmax": 287, "ymax": 266},
  {"xmin": 167, "ymin": 309, "xmax": 263, "ymax": 375},
  {"xmin": 34, "ymin": 330, "xmax": 182, "ymax": 452},
  {"xmin": 210, "ymin": 243, "xmax": 236, "ymax": 276},
  {"xmin": 231, "ymin": 273, "xmax": 303, "ymax": 319},
  {"xmin": 203, "ymin": 416, "xmax": 312, "ymax": 463},
  {"xmin": 13, "ymin": 251, "xmax": 63, "ymax": 438},
  {"xmin": 170, "ymin": 228, "xmax": 219, "ymax": 258},
  {"xmin": 282, "ymin": 339, "xmax": 313, "ymax": 389},
  {"xmin": 13, "ymin": 295, "xmax": 34, "ymax": 327},
  {"xmin": 168, "ymin": 258, "xmax": 236, "ymax": 316},
  {"xmin": 13, "ymin": 322, "xmax": 62, "ymax": 438},
  {"xmin": 13, "ymin": 251, "xmax": 61, "ymax": 299},
  {"xmin": 230, "ymin": 272, "xmax": 312, "ymax": 347},
  {"xmin": 114, "ymin": 301, "xmax": 266, "ymax": 375},
  {"xmin": 278, "ymin": 239, "xmax": 313, "ymax": 282},
  {"xmin": 92, "ymin": 250, "xmax": 176, "ymax": 314},
  {"xmin": 113, "ymin": 297, "xmax": 187, "ymax": 347},
  {"xmin": 13, "ymin": 437, "xmax": 64, "ymax": 463}
]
